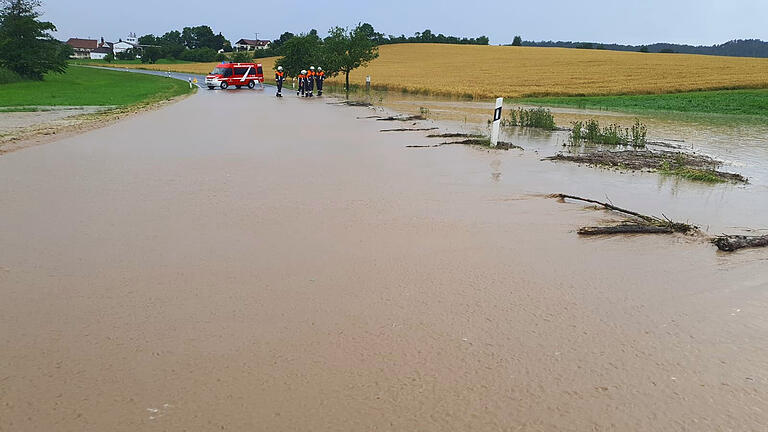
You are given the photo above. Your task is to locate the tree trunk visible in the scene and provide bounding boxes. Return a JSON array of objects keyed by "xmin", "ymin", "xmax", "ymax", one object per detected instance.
[
  {"xmin": 578, "ymin": 225, "xmax": 674, "ymax": 235},
  {"xmin": 345, "ymin": 70, "xmax": 350, "ymax": 98},
  {"xmin": 712, "ymin": 235, "xmax": 768, "ymax": 252}
]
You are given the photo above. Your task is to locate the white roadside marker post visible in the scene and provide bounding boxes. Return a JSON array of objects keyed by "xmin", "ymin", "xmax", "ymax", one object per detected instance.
[{"xmin": 490, "ymin": 97, "xmax": 503, "ymax": 147}]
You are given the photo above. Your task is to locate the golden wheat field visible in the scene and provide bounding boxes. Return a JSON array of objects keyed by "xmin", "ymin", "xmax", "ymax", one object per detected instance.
[{"xmin": 104, "ymin": 44, "xmax": 768, "ymax": 98}]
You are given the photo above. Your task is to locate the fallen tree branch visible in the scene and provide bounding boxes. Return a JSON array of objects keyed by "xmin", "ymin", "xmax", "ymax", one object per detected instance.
[
  {"xmin": 426, "ymin": 133, "xmax": 485, "ymax": 138},
  {"xmin": 380, "ymin": 127, "xmax": 438, "ymax": 132},
  {"xmin": 578, "ymin": 225, "xmax": 674, "ymax": 235},
  {"xmin": 551, "ymin": 194, "xmax": 656, "ymax": 223},
  {"xmin": 376, "ymin": 115, "xmax": 426, "ymax": 122},
  {"xmin": 333, "ymin": 101, "xmax": 373, "ymax": 107},
  {"xmin": 406, "ymin": 140, "xmax": 523, "ymax": 150},
  {"xmin": 550, "ymin": 193, "xmax": 697, "ymax": 234},
  {"xmin": 712, "ymin": 235, "xmax": 768, "ymax": 252}
]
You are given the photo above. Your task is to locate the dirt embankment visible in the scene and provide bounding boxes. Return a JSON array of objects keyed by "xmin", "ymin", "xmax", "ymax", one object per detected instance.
[{"xmin": 0, "ymin": 93, "xmax": 194, "ymax": 155}]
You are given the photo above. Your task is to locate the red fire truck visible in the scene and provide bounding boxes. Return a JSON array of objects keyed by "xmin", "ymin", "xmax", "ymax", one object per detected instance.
[{"xmin": 205, "ymin": 62, "xmax": 264, "ymax": 90}]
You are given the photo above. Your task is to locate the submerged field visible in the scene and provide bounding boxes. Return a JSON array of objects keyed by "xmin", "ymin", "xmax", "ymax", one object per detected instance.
[{"xmin": 0, "ymin": 65, "xmax": 191, "ymax": 109}]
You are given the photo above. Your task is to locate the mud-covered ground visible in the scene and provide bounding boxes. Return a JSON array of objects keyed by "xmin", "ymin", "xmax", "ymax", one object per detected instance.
[{"xmin": 1, "ymin": 88, "xmax": 767, "ymax": 431}]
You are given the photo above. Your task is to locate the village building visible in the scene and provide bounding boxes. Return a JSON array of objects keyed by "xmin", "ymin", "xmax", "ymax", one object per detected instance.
[
  {"xmin": 65, "ymin": 38, "xmax": 98, "ymax": 59},
  {"xmin": 234, "ymin": 39, "xmax": 271, "ymax": 51},
  {"xmin": 112, "ymin": 33, "xmax": 140, "ymax": 55},
  {"xmin": 90, "ymin": 46, "xmax": 113, "ymax": 60}
]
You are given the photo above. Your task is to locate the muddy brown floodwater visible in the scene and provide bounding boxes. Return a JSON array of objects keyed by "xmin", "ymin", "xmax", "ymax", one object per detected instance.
[{"xmin": 1, "ymin": 88, "xmax": 767, "ymax": 431}]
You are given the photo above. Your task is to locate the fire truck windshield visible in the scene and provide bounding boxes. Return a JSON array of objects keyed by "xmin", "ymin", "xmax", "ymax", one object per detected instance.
[{"xmin": 211, "ymin": 67, "xmax": 228, "ymax": 75}]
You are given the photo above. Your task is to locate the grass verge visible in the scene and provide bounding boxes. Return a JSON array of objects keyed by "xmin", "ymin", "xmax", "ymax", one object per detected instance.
[
  {"xmin": 519, "ymin": 89, "xmax": 768, "ymax": 117},
  {"xmin": 0, "ymin": 65, "xmax": 192, "ymax": 109}
]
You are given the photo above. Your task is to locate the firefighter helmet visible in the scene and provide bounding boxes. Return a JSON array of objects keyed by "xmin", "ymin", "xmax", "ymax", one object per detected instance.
[
  {"xmin": 277, "ymin": 66, "xmax": 283, "ymax": 71},
  {"xmin": 301, "ymin": 70, "xmax": 307, "ymax": 74},
  {"xmin": 310, "ymin": 66, "xmax": 315, "ymax": 70}
]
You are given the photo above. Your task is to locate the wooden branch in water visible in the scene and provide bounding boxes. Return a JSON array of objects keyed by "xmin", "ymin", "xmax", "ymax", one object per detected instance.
[
  {"xmin": 380, "ymin": 127, "xmax": 439, "ymax": 132},
  {"xmin": 550, "ymin": 193, "xmax": 656, "ymax": 223},
  {"xmin": 712, "ymin": 235, "xmax": 768, "ymax": 252},
  {"xmin": 550, "ymin": 193, "xmax": 697, "ymax": 234},
  {"xmin": 376, "ymin": 115, "xmax": 426, "ymax": 122},
  {"xmin": 578, "ymin": 225, "xmax": 674, "ymax": 235}
]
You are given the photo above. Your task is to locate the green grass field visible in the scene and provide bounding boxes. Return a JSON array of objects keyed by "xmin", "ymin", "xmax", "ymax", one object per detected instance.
[
  {"xmin": 519, "ymin": 89, "xmax": 768, "ymax": 117},
  {"xmin": 0, "ymin": 65, "xmax": 192, "ymax": 110},
  {"xmin": 71, "ymin": 59, "xmax": 195, "ymax": 66}
]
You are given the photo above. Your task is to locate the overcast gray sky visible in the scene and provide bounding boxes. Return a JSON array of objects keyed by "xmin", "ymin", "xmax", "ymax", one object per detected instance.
[{"xmin": 46, "ymin": 0, "xmax": 767, "ymax": 46}]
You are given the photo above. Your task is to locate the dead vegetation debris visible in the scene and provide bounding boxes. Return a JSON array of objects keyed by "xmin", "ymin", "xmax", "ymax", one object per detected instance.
[
  {"xmin": 407, "ymin": 139, "xmax": 523, "ymax": 150},
  {"xmin": 380, "ymin": 127, "xmax": 439, "ymax": 132},
  {"xmin": 550, "ymin": 193, "xmax": 697, "ymax": 234},
  {"xmin": 376, "ymin": 115, "xmax": 427, "ymax": 122},
  {"xmin": 544, "ymin": 149, "xmax": 747, "ymax": 183},
  {"xmin": 551, "ymin": 193, "xmax": 768, "ymax": 253},
  {"xmin": 425, "ymin": 133, "xmax": 485, "ymax": 138},
  {"xmin": 712, "ymin": 235, "xmax": 768, "ymax": 252}
]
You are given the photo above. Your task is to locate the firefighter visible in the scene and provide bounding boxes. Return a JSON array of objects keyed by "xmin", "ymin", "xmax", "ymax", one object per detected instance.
[
  {"xmin": 306, "ymin": 66, "xmax": 316, "ymax": 97},
  {"xmin": 275, "ymin": 66, "xmax": 285, "ymax": 97},
  {"xmin": 315, "ymin": 67, "xmax": 325, "ymax": 96},
  {"xmin": 297, "ymin": 69, "xmax": 307, "ymax": 96}
]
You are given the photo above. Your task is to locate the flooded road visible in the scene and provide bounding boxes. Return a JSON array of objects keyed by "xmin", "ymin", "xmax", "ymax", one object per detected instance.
[{"xmin": 1, "ymin": 88, "xmax": 767, "ymax": 431}]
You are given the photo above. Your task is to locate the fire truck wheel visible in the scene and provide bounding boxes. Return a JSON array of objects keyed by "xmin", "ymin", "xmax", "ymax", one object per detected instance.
[
  {"xmin": 247, "ymin": 80, "xmax": 256, "ymax": 89},
  {"xmin": 220, "ymin": 81, "xmax": 228, "ymax": 90}
]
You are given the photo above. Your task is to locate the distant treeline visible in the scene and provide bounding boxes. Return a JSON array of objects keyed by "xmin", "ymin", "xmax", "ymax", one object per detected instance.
[
  {"xmin": 253, "ymin": 24, "xmax": 488, "ymax": 59},
  {"xmin": 134, "ymin": 25, "xmax": 230, "ymax": 63},
  {"xmin": 518, "ymin": 39, "xmax": 768, "ymax": 58},
  {"xmin": 370, "ymin": 28, "xmax": 489, "ymax": 46}
]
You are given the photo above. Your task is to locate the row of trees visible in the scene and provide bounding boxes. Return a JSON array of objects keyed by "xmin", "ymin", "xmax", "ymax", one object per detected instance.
[
  {"xmin": 372, "ymin": 27, "xmax": 489, "ymax": 46},
  {"xmin": 276, "ymin": 24, "xmax": 379, "ymax": 92},
  {"xmin": 0, "ymin": 0, "xmax": 70, "ymax": 80},
  {"xmin": 252, "ymin": 25, "xmax": 489, "ymax": 59},
  {"xmin": 133, "ymin": 25, "xmax": 230, "ymax": 63}
]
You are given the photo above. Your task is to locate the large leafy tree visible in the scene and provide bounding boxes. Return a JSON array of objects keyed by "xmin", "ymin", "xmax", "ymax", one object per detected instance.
[
  {"xmin": 181, "ymin": 25, "xmax": 227, "ymax": 51},
  {"xmin": 270, "ymin": 32, "xmax": 295, "ymax": 53},
  {"xmin": 0, "ymin": 0, "xmax": 70, "ymax": 80},
  {"xmin": 274, "ymin": 32, "xmax": 322, "ymax": 77},
  {"xmin": 322, "ymin": 24, "xmax": 379, "ymax": 94}
]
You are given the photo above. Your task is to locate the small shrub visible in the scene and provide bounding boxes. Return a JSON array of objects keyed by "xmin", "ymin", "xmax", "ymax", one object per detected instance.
[
  {"xmin": 630, "ymin": 119, "xmax": 647, "ymax": 147},
  {"xmin": 584, "ymin": 119, "xmax": 601, "ymax": 142},
  {"xmin": 569, "ymin": 118, "xmax": 648, "ymax": 147},
  {"xmin": 179, "ymin": 48, "xmax": 218, "ymax": 62},
  {"xmin": 231, "ymin": 51, "xmax": 253, "ymax": 63},
  {"xmin": 502, "ymin": 107, "xmax": 556, "ymax": 130},
  {"xmin": 570, "ymin": 121, "xmax": 583, "ymax": 144},
  {"xmin": 104, "ymin": 53, "xmax": 114, "ymax": 63},
  {"xmin": 0, "ymin": 66, "xmax": 24, "ymax": 84},
  {"xmin": 116, "ymin": 49, "xmax": 137, "ymax": 61}
]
